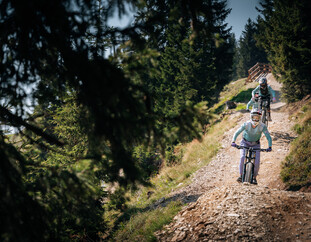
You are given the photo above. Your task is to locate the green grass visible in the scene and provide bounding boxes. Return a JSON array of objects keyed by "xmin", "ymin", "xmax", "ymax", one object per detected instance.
[
  {"xmin": 231, "ymin": 88, "xmax": 254, "ymax": 103},
  {"xmin": 280, "ymin": 99, "xmax": 311, "ymax": 190},
  {"xmin": 113, "ymin": 201, "xmax": 182, "ymax": 242},
  {"xmin": 236, "ymin": 103, "xmax": 247, "ymax": 111},
  {"xmin": 210, "ymin": 78, "xmax": 257, "ymax": 115}
]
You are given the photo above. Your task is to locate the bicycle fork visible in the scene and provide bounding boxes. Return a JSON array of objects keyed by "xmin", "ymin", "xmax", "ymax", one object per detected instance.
[{"xmin": 242, "ymin": 150, "xmax": 256, "ymax": 183}]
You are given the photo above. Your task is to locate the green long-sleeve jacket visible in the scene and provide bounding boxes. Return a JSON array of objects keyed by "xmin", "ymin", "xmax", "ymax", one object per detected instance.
[
  {"xmin": 232, "ymin": 121, "xmax": 272, "ymax": 147},
  {"xmin": 252, "ymin": 85, "xmax": 275, "ymax": 98},
  {"xmin": 246, "ymin": 99, "xmax": 259, "ymax": 110}
]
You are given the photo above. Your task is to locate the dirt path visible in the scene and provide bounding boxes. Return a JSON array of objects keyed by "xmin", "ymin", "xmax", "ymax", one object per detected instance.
[{"xmin": 155, "ymin": 74, "xmax": 311, "ymax": 241}]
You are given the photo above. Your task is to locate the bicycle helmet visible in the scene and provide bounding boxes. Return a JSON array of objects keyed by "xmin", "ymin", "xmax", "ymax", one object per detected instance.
[
  {"xmin": 250, "ymin": 109, "xmax": 261, "ymax": 126},
  {"xmin": 259, "ymin": 77, "xmax": 267, "ymax": 88},
  {"xmin": 254, "ymin": 93, "xmax": 259, "ymax": 102}
]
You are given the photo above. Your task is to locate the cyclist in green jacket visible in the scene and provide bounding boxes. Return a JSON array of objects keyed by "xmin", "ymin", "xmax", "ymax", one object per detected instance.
[
  {"xmin": 246, "ymin": 93, "xmax": 259, "ymax": 112},
  {"xmin": 231, "ymin": 109, "xmax": 272, "ymax": 184},
  {"xmin": 252, "ymin": 77, "xmax": 276, "ymax": 121}
]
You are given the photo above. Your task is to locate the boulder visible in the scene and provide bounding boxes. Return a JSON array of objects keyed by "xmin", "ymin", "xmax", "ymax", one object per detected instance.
[{"xmin": 225, "ymin": 101, "xmax": 237, "ymax": 109}]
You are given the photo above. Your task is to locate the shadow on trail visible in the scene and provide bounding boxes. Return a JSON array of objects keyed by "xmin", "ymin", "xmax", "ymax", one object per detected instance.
[
  {"xmin": 147, "ymin": 192, "xmax": 202, "ymax": 210},
  {"xmin": 107, "ymin": 189, "xmax": 213, "ymax": 239},
  {"xmin": 274, "ymin": 89, "xmax": 282, "ymax": 102},
  {"xmin": 271, "ymin": 90, "xmax": 287, "ymax": 111},
  {"xmin": 270, "ymin": 131, "xmax": 296, "ymax": 145}
]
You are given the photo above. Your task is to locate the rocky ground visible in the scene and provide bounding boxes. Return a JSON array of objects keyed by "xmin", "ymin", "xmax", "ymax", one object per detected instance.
[{"xmin": 155, "ymin": 74, "xmax": 311, "ymax": 241}]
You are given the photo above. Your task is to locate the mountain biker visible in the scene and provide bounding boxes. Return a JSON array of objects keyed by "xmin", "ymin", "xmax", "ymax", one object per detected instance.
[
  {"xmin": 231, "ymin": 109, "xmax": 272, "ymax": 184},
  {"xmin": 252, "ymin": 77, "xmax": 276, "ymax": 121},
  {"xmin": 246, "ymin": 93, "xmax": 259, "ymax": 112}
]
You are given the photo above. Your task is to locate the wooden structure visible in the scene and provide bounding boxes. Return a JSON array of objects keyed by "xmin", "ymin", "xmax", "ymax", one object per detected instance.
[{"xmin": 246, "ymin": 62, "xmax": 272, "ymax": 83}]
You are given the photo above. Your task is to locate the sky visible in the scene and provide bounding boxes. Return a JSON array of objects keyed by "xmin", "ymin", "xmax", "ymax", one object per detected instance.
[
  {"xmin": 107, "ymin": 0, "xmax": 262, "ymax": 40},
  {"xmin": 226, "ymin": 0, "xmax": 261, "ymax": 39}
]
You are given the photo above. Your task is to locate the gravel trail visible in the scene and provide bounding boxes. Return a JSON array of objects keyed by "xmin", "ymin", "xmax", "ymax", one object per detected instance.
[{"xmin": 155, "ymin": 74, "xmax": 311, "ymax": 241}]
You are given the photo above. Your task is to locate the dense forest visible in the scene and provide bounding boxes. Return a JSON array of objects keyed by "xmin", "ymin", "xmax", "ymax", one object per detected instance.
[{"xmin": 0, "ymin": 0, "xmax": 310, "ymax": 241}]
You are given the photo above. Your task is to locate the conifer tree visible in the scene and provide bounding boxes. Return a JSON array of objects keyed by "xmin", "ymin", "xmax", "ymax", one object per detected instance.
[
  {"xmin": 236, "ymin": 18, "xmax": 268, "ymax": 78},
  {"xmin": 157, "ymin": 7, "xmax": 197, "ymax": 117},
  {"xmin": 208, "ymin": 0, "xmax": 234, "ymax": 90},
  {"xmin": 0, "ymin": 0, "xmax": 213, "ymax": 240},
  {"xmin": 230, "ymin": 33, "xmax": 239, "ymax": 81},
  {"xmin": 154, "ymin": 0, "xmax": 233, "ymax": 110},
  {"xmin": 256, "ymin": 0, "xmax": 311, "ymax": 102}
]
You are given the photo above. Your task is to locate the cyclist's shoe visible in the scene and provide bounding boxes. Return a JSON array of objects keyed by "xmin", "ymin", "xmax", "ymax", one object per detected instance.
[
  {"xmin": 252, "ymin": 178, "xmax": 258, "ymax": 185},
  {"xmin": 237, "ymin": 176, "xmax": 242, "ymax": 183}
]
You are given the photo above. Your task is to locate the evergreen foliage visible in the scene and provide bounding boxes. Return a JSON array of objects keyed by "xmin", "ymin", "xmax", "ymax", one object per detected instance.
[
  {"xmin": 0, "ymin": 0, "xmax": 231, "ymax": 240},
  {"xmin": 256, "ymin": 0, "xmax": 311, "ymax": 102},
  {"xmin": 120, "ymin": 0, "xmax": 234, "ymax": 155},
  {"xmin": 236, "ymin": 18, "xmax": 268, "ymax": 78},
  {"xmin": 230, "ymin": 33, "xmax": 239, "ymax": 81},
  {"xmin": 135, "ymin": 0, "xmax": 234, "ymax": 113}
]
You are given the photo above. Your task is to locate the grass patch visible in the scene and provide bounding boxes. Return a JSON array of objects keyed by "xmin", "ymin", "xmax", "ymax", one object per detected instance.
[
  {"xmin": 236, "ymin": 103, "xmax": 247, "ymax": 111},
  {"xmin": 280, "ymin": 99, "xmax": 311, "ymax": 190},
  {"xmin": 210, "ymin": 78, "xmax": 257, "ymax": 115},
  {"xmin": 113, "ymin": 201, "xmax": 182, "ymax": 242},
  {"xmin": 231, "ymin": 88, "xmax": 254, "ymax": 103}
]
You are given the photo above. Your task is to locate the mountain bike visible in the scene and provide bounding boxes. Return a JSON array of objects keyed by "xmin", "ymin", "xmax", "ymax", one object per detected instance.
[
  {"xmin": 235, "ymin": 145, "xmax": 269, "ymax": 184},
  {"xmin": 258, "ymin": 95, "xmax": 270, "ymax": 127}
]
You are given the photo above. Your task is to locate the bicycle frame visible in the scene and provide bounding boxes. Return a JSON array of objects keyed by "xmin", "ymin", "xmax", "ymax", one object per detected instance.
[
  {"xmin": 259, "ymin": 95, "xmax": 270, "ymax": 126},
  {"xmin": 235, "ymin": 145, "xmax": 268, "ymax": 184}
]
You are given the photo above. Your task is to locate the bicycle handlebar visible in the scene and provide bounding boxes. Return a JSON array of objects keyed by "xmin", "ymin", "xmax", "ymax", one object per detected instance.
[
  {"xmin": 258, "ymin": 95, "xmax": 272, "ymax": 102},
  {"xmin": 235, "ymin": 145, "xmax": 269, "ymax": 152}
]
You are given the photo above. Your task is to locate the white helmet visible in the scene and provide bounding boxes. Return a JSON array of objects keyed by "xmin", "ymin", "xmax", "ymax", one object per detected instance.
[{"xmin": 250, "ymin": 109, "xmax": 261, "ymax": 126}]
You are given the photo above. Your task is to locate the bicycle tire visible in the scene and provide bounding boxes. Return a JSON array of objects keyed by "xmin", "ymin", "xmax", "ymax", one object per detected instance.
[
  {"xmin": 262, "ymin": 110, "xmax": 268, "ymax": 126},
  {"xmin": 265, "ymin": 109, "xmax": 269, "ymax": 127},
  {"xmin": 243, "ymin": 162, "xmax": 253, "ymax": 183}
]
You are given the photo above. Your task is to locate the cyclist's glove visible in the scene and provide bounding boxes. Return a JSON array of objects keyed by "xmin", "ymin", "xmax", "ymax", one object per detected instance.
[
  {"xmin": 267, "ymin": 147, "xmax": 272, "ymax": 152},
  {"xmin": 231, "ymin": 142, "xmax": 237, "ymax": 147}
]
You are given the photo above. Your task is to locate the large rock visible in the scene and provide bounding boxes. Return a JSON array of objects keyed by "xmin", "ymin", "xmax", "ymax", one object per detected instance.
[{"xmin": 225, "ymin": 101, "xmax": 237, "ymax": 109}]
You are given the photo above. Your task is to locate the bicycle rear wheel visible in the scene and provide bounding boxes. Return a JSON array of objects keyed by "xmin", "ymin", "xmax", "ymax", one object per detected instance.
[
  {"xmin": 243, "ymin": 162, "xmax": 253, "ymax": 183},
  {"xmin": 262, "ymin": 110, "xmax": 268, "ymax": 126}
]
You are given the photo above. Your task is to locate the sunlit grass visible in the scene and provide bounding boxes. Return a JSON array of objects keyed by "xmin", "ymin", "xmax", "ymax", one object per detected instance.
[
  {"xmin": 210, "ymin": 78, "xmax": 257, "ymax": 116},
  {"xmin": 113, "ymin": 201, "xmax": 182, "ymax": 242},
  {"xmin": 281, "ymin": 99, "xmax": 311, "ymax": 190},
  {"xmin": 236, "ymin": 103, "xmax": 246, "ymax": 110}
]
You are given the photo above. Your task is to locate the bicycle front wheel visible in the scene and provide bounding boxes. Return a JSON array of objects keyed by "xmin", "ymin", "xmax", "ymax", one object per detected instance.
[{"xmin": 243, "ymin": 162, "xmax": 253, "ymax": 183}]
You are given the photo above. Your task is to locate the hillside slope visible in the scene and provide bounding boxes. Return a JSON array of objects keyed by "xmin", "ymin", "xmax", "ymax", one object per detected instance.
[{"xmin": 155, "ymin": 74, "xmax": 311, "ymax": 241}]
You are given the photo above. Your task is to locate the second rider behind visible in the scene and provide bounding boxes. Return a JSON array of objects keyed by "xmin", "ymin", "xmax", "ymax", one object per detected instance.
[
  {"xmin": 231, "ymin": 109, "xmax": 272, "ymax": 185},
  {"xmin": 246, "ymin": 93, "xmax": 259, "ymax": 111},
  {"xmin": 252, "ymin": 77, "xmax": 276, "ymax": 121}
]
